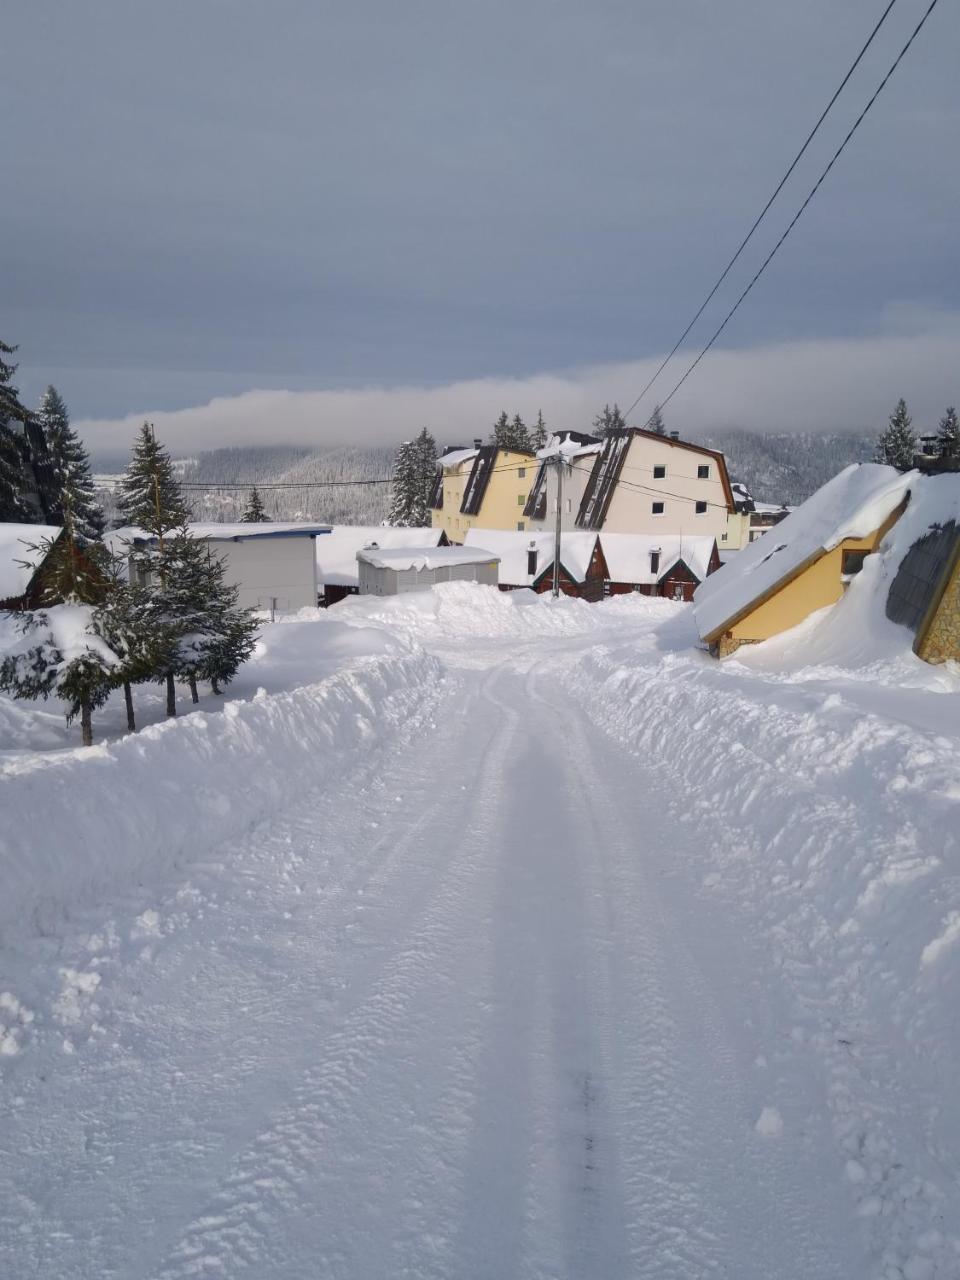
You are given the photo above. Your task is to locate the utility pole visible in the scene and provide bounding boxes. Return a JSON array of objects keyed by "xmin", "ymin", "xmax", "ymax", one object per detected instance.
[{"xmin": 552, "ymin": 454, "xmax": 563, "ymax": 599}]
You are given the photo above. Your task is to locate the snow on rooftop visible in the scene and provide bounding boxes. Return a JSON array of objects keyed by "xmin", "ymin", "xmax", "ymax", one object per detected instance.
[
  {"xmin": 0, "ymin": 523, "xmax": 62, "ymax": 601},
  {"xmin": 356, "ymin": 545, "xmax": 499, "ymax": 572},
  {"xmin": 600, "ymin": 533, "xmax": 716, "ymax": 585},
  {"xmin": 317, "ymin": 526, "xmax": 445, "ymax": 586},
  {"xmin": 536, "ymin": 433, "xmax": 603, "ymax": 462},
  {"xmin": 463, "ymin": 528, "xmax": 598, "ymax": 585},
  {"xmin": 106, "ymin": 522, "xmax": 331, "ymax": 550},
  {"xmin": 438, "ymin": 448, "xmax": 479, "ymax": 470},
  {"xmin": 693, "ymin": 463, "xmax": 913, "ymax": 641}
]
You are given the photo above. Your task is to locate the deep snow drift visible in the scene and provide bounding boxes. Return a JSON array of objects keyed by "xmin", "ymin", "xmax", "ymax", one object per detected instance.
[{"xmin": 1, "ymin": 582, "xmax": 958, "ymax": 1279}]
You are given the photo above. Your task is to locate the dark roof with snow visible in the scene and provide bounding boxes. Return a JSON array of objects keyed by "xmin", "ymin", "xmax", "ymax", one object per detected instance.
[{"xmin": 886, "ymin": 520, "xmax": 960, "ymax": 638}]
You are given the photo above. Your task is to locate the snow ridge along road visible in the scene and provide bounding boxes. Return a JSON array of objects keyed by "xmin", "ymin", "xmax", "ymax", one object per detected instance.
[{"xmin": 2, "ymin": 586, "xmax": 958, "ymax": 1278}]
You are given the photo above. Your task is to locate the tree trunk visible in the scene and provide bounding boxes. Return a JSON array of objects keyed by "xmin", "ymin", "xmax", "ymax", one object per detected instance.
[
  {"xmin": 123, "ymin": 680, "xmax": 136, "ymax": 732},
  {"xmin": 80, "ymin": 698, "xmax": 93, "ymax": 748},
  {"xmin": 189, "ymin": 674, "xmax": 199, "ymax": 704},
  {"xmin": 211, "ymin": 677, "xmax": 221, "ymax": 695},
  {"xmin": 165, "ymin": 672, "xmax": 176, "ymax": 718}
]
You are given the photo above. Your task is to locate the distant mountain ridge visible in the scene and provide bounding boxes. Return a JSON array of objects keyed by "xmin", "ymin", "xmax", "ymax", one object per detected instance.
[{"xmin": 699, "ymin": 428, "xmax": 876, "ymax": 506}]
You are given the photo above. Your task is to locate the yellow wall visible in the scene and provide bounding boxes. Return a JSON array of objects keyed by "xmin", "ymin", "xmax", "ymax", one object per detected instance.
[
  {"xmin": 432, "ymin": 450, "xmax": 534, "ymax": 542},
  {"xmin": 715, "ymin": 533, "xmax": 881, "ymax": 657},
  {"xmin": 917, "ymin": 551, "xmax": 960, "ymax": 664}
]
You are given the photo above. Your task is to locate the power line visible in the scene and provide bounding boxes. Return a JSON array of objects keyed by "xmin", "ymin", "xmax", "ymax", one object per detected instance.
[
  {"xmin": 177, "ymin": 457, "xmax": 541, "ymax": 492},
  {"xmin": 569, "ymin": 462, "xmax": 732, "ymax": 512},
  {"xmin": 638, "ymin": 0, "xmax": 942, "ymax": 426}
]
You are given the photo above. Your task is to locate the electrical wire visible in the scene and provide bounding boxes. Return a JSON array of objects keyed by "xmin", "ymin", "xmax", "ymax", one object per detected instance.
[{"xmin": 631, "ymin": 0, "xmax": 942, "ymax": 429}]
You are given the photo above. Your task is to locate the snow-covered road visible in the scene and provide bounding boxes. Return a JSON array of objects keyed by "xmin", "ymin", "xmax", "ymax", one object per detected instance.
[{"xmin": 2, "ymin": 589, "xmax": 958, "ymax": 1278}]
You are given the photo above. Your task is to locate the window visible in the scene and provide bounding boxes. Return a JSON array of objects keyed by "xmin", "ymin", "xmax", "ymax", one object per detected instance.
[
  {"xmin": 721, "ymin": 532, "xmax": 728, "ymax": 542},
  {"xmin": 517, "ymin": 520, "xmax": 525, "ymax": 531},
  {"xmin": 842, "ymin": 549, "xmax": 869, "ymax": 576},
  {"xmin": 653, "ymin": 465, "xmax": 666, "ymax": 479},
  {"xmin": 518, "ymin": 494, "xmax": 526, "ymax": 506},
  {"xmin": 649, "ymin": 551, "xmax": 661, "ymax": 575},
  {"xmin": 566, "ymin": 498, "xmax": 572, "ymax": 513},
  {"xmin": 518, "ymin": 467, "xmax": 526, "ymax": 478},
  {"xmin": 697, "ymin": 464, "xmax": 710, "ymax": 479},
  {"xmin": 652, "ymin": 501, "xmax": 664, "ymax": 515},
  {"xmin": 695, "ymin": 501, "xmax": 707, "ymax": 515}
]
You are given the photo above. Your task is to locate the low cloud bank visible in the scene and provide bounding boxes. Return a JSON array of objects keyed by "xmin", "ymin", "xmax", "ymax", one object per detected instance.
[{"xmin": 78, "ymin": 318, "xmax": 960, "ymax": 458}]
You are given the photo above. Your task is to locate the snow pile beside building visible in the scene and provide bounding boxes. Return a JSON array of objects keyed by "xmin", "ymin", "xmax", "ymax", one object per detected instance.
[
  {"xmin": 340, "ymin": 579, "xmax": 680, "ymax": 641},
  {"xmin": 0, "ymin": 615, "xmax": 440, "ymax": 939},
  {"xmin": 316, "ymin": 526, "xmax": 444, "ymax": 588},
  {"xmin": 562, "ymin": 633, "xmax": 960, "ymax": 1273}
]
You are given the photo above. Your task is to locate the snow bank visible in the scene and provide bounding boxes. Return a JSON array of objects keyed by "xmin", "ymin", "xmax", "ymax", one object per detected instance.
[
  {"xmin": 693, "ymin": 464, "xmax": 912, "ymax": 639},
  {"xmin": 563, "ymin": 637, "xmax": 960, "ymax": 1271},
  {"xmin": 339, "ymin": 579, "xmax": 682, "ymax": 641},
  {"xmin": 0, "ymin": 619, "xmax": 439, "ymax": 939}
]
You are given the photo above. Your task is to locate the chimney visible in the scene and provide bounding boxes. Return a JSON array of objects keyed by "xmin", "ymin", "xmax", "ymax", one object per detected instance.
[
  {"xmin": 669, "ymin": 430, "xmax": 680, "ymax": 441},
  {"xmin": 473, "ymin": 437, "xmax": 482, "ymax": 449},
  {"xmin": 527, "ymin": 541, "xmax": 538, "ymax": 577}
]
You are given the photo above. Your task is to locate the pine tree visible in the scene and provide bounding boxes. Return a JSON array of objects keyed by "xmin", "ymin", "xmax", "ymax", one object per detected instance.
[
  {"xmin": 37, "ymin": 385, "xmax": 104, "ymax": 541},
  {"xmin": 240, "ymin": 486, "xmax": 269, "ymax": 522},
  {"xmin": 491, "ymin": 411, "xmax": 530, "ymax": 452},
  {"xmin": 388, "ymin": 440, "xmax": 418, "ymax": 526},
  {"xmin": 410, "ymin": 428, "xmax": 438, "ymax": 525},
  {"xmin": 148, "ymin": 527, "xmax": 257, "ymax": 712},
  {"xmin": 874, "ymin": 399, "xmax": 917, "ymax": 471},
  {"xmin": 0, "ymin": 606, "xmax": 120, "ymax": 747},
  {"xmin": 117, "ymin": 423, "xmax": 187, "ymax": 537},
  {"xmin": 490, "ymin": 410, "xmax": 511, "ymax": 448},
  {"xmin": 593, "ymin": 403, "xmax": 628, "ymax": 438},
  {"xmin": 95, "ymin": 555, "xmax": 176, "ymax": 732},
  {"xmin": 0, "ymin": 340, "xmax": 32, "ymax": 521},
  {"xmin": 647, "ymin": 405, "xmax": 666, "ymax": 435},
  {"xmin": 936, "ymin": 406, "xmax": 960, "ymax": 462},
  {"xmin": 530, "ymin": 410, "xmax": 548, "ymax": 451}
]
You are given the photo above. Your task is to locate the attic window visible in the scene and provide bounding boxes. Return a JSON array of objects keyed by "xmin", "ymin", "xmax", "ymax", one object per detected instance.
[
  {"xmin": 842, "ymin": 549, "xmax": 869, "ymax": 576},
  {"xmin": 695, "ymin": 501, "xmax": 707, "ymax": 515},
  {"xmin": 652, "ymin": 502, "xmax": 664, "ymax": 515},
  {"xmin": 653, "ymin": 465, "xmax": 666, "ymax": 479},
  {"xmin": 698, "ymin": 464, "xmax": 710, "ymax": 479}
]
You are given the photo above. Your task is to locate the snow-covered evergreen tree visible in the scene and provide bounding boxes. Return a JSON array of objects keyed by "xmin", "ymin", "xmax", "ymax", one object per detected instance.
[
  {"xmin": 240, "ymin": 486, "xmax": 270, "ymax": 522},
  {"xmin": 148, "ymin": 528, "xmax": 258, "ymax": 712},
  {"xmin": 491, "ymin": 411, "xmax": 531, "ymax": 452},
  {"xmin": 95, "ymin": 556, "xmax": 176, "ymax": 732},
  {"xmin": 117, "ymin": 423, "xmax": 187, "ymax": 536},
  {"xmin": 530, "ymin": 410, "xmax": 547, "ymax": 451},
  {"xmin": 647, "ymin": 404, "xmax": 667, "ymax": 435},
  {"xmin": 0, "ymin": 606, "xmax": 120, "ymax": 746},
  {"xmin": 875, "ymin": 399, "xmax": 917, "ymax": 471},
  {"xmin": 936, "ymin": 406, "xmax": 960, "ymax": 462},
  {"xmin": 593, "ymin": 403, "xmax": 627, "ymax": 439},
  {"xmin": 409, "ymin": 428, "xmax": 438, "ymax": 525},
  {"xmin": 37, "ymin": 385, "xmax": 104, "ymax": 541},
  {"xmin": 0, "ymin": 340, "xmax": 32, "ymax": 521},
  {"xmin": 388, "ymin": 440, "xmax": 418, "ymax": 526}
]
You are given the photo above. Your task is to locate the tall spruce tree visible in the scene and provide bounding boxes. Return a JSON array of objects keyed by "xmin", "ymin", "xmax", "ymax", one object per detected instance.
[
  {"xmin": 936, "ymin": 406, "xmax": 960, "ymax": 462},
  {"xmin": 117, "ymin": 423, "xmax": 187, "ymax": 537},
  {"xmin": 411, "ymin": 428, "xmax": 438, "ymax": 525},
  {"xmin": 875, "ymin": 398, "xmax": 917, "ymax": 471},
  {"xmin": 490, "ymin": 410, "xmax": 511, "ymax": 448},
  {"xmin": 530, "ymin": 410, "xmax": 548, "ymax": 451},
  {"xmin": 491, "ymin": 411, "xmax": 530, "ymax": 452},
  {"xmin": 241, "ymin": 486, "xmax": 269, "ymax": 522},
  {"xmin": 37, "ymin": 385, "xmax": 104, "ymax": 541},
  {"xmin": 96, "ymin": 567, "xmax": 175, "ymax": 733},
  {"xmin": 647, "ymin": 405, "xmax": 667, "ymax": 435},
  {"xmin": 593, "ymin": 403, "xmax": 627, "ymax": 439},
  {"xmin": 388, "ymin": 440, "xmax": 419, "ymax": 526},
  {"xmin": 0, "ymin": 340, "xmax": 32, "ymax": 521}
]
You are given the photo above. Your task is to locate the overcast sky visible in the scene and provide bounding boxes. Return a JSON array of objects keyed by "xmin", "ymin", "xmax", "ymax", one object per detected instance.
[{"xmin": 4, "ymin": 0, "xmax": 958, "ymax": 455}]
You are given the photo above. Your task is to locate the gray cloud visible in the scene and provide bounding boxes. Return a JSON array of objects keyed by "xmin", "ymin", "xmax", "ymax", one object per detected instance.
[{"xmin": 76, "ymin": 310, "xmax": 960, "ymax": 459}]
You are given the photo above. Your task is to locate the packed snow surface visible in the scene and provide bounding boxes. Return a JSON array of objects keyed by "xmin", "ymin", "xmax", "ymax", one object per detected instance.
[
  {"xmin": 1, "ymin": 580, "xmax": 959, "ymax": 1278},
  {"xmin": 0, "ymin": 522, "xmax": 61, "ymax": 599},
  {"xmin": 693, "ymin": 463, "xmax": 912, "ymax": 639}
]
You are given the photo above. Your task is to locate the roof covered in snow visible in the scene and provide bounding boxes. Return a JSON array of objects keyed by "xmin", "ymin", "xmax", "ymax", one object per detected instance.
[
  {"xmin": 107, "ymin": 522, "xmax": 331, "ymax": 550},
  {"xmin": 356, "ymin": 545, "xmax": 499, "ymax": 572},
  {"xmin": 0, "ymin": 523, "xmax": 62, "ymax": 601},
  {"xmin": 693, "ymin": 463, "xmax": 913, "ymax": 641},
  {"xmin": 600, "ymin": 533, "xmax": 717, "ymax": 586},
  {"xmin": 316, "ymin": 526, "xmax": 446, "ymax": 586},
  {"xmin": 437, "ymin": 448, "xmax": 479, "ymax": 471},
  {"xmin": 463, "ymin": 529, "xmax": 598, "ymax": 585}
]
